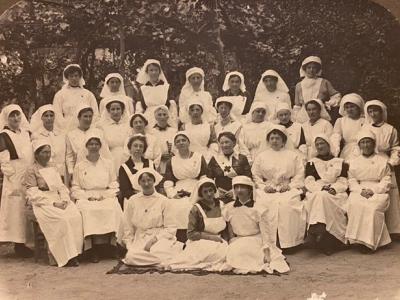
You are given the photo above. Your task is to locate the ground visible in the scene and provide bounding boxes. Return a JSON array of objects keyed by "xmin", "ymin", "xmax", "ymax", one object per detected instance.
[{"xmin": 1, "ymin": 242, "xmax": 400, "ymax": 300}]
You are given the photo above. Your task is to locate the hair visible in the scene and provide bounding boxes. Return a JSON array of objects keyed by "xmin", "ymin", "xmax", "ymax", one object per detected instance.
[
  {"xmin": 127, "ymin": 135, "xmax": 148, "ymax": 153},
  {"xmin": 34, "ymin": 144, "xmax": 50, "ymax": 157},
  {"xmin": 198, "ymin": 182, "xmax": 217, "ymax": 198},
  {"xmin": 138, "ymin": 172, "xmax": 156, "ymax": 183},
  {"xmin": 267, "ymin": 129, "xmax": 288, "ymax": 144},
  {"xmin": 41, "ymin": 110, "xmax": 55, "ymax": 117},
  {"xmin": 359, "ymin": 137, "xmax": 376, "ymax": 146},
  {"xmin": 130, "ymin": 114, "xmax": 148, "ymax": 127},
  {"xmin": 218, "ymin": 131, "xmax": 237, "ymax": 144},
  {"xmin": 106, "ymin": 76, "xmax": 121, "ymax": 84},
  {"xmin": 146, "ymin": 63, "xmax": 161, "ymax": 73},
  {"xmin": 302, "ymin": 61, "xmax": 322, "ymax": 71},
  {"xmin": 189, "ymin": 104, "xmax": 204, "ymax": 113},
  {"xmin": 262, "ymin": 75, "xmax": 278, "ymax": 82},
  {"xmin": 233, "ymin": 183, "xmax": 254, "ymax": 201},
  {"xmin": 85, "ymin": 137, "xmax": 102, "ymax": 148},
  {"xmin": 78, "ymin": 107, "xmax": 94, "ymax": 119},
  {"xmin": 216, "ymin": 101, "xmax": 233, "ymax": 109},
  {"xmin": 228, "ymin": 74, "xmax": 241, "ymax": 82},
  {"xmin": 174, "ymin": 133, "xmax": 190, "ymax": 144},
  {"xmin": 63, "ymin": 65, "xmax": 82, "ymax": 78},
  {"xmin": 106, "ymin": 100, "xmax": 125, "ymax": 113},
  {"xmin": 8, "ymin": 110, "xmax": 21, "ymax": 118},
  {"xmin": 367, "ymin": 105, "xmax": 383, "ymax": 113},
  {"xmin": 305, "ymin": 100, "xmax": 322, "ymax": 110}
]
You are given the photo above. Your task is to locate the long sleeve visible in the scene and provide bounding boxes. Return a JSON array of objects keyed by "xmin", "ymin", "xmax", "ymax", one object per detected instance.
[
  {"xmin": 186, "ymin": 205, "xmax": 204, "ymax": 241},
  {"xmin": 348, "ymin": 166, "xmax": 362, "ymax": 193},
  {"xmin": 208, "ymin": 125, "xmax": 219, "ymax": 154},
  {"xmin": 238, "ymin": 129, "xmax": 252, "ymax": 164},
  {"xmin": 71, "ymin": 165, "xmax": 87, "ymax": 200},
  {"xmin": 198, "ymin": 156, "xmax": 208, "ymax": 178},
  {"xmin": 304, "ymin": 162, "xmax": 323, "ymax": 192},
  {"xmin": 325, "ymin": 122, "xmax": 334, "ymax": 137},
  {"xmin": 53, "ymin": 91, "xmax": 66, "ymax": 124},
  {"xmin": 331, "ymin": 119, "xmax": 342, "ymax": 157},
  {"xmin": 121, "ymin": 200, "xmax": 136, "ymax": 248},
  {"xmin": 164, "ymin": 160, "xmax": 177, "ymax": 198},
  {"xmin": 289, "ymin": 154, "xmax": 305, "ymax": 189},
  {"xmin": 0, "ymin": 150, "xmax": 14, "ymax": 177},
  {"xmin": 24, "ymin": 167, "xmax": 52, "ymax": 207},
  {"xmin": 118, "ymin": 165, "xmax": 135, "ymax": 201},
  {"xmin": 374, "ymin": 165, "xmax": 392, "ymax": 194},
  {"xmin": 294, "ymin": 83, "xmax": 302, "ymax": 106},
  {"xmin": 388, "ymin": 127, "xmax": 400, "ymax": 167},
  {"xmin": 251, "ymin": 156, "xmax": 267, "ymax": 190},
  {"xmin": 331, "ymin": 163, "xmax": 349, "ymax": 193},
  {"xmin": 240, "ymin": 155, "xmax": 252, "ymax": 178},
  {"xmin": 65, "ymin": 134, "xmax": 76, "ymax": 175},
  {"xmin": 87, "ymin": 91, "xmax": 100, "ymax": 122}
]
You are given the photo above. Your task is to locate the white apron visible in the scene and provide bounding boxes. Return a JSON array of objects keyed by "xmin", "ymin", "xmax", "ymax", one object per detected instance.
[{"xmin": 295, "ymin": 78, "xmax": 323, "ymax": 123}]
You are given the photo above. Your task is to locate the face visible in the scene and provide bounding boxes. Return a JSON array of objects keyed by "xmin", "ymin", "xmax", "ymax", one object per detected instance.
[
  {"xmin": 7, "ymin": 110, "xmax": 21, "ymax": 130},
  {"xmin": 108, "ymin": 102, "xmax": 123, "ymax": 122},
  {"xmin": 367, "ymin": 105, "xmax": 383, "ymax": 123},
  {"xmin": 268, "ymin": 132, "xmax": 285, "ymax": 151},
  {"xmin": 359, "ymin": 138, "xmax": 375, "ymax": 156},
  {"xmin": 174, "ymin": 135, "xmax": 190, "ymax": 151},
  {"xmin": 131, "ymin": 116, "xmax": 146, "ymax": 132},
  {"xmin": 139, "ymin": 173, "xmax": 155, "ymax": 191},
  {"xmin": 344, "ymin": 102, "xmax": 361, "ymax": 119},
  {"xmin": 234, "ymin": 184, "xmax": 252, "ymax": 201},
  {"xmin": 217, "ymin": 102, "xmax": 231, "ymax": 119},
  {"xmin": 252, "ymin": 108, "xmax": 266, "ymax": 123},
  {"xmin": 304, "ymin": 62, "xmax": 320, "ymax": 78},
  {"xmin": 155, "ymin": 109, "xmax": 169, "ymax": 125},
  {"xmin": 147, "ymin": 64, "xmax": 161, "ymax": 82},
  {"xmin": 277, "ymin": 109, "xmax": 291, "ymax": 124},
  {"xmin": 78, "ymin": 110, "xmax": 93, "ymax": 129},
  {"xmin": 200, "ymin": 184, "xmax": 215, "ymax": 202},
  {"xmin": 188, "ymin": 73, "xmax": 203, "ymax": 90},
  {"xmin": 219, "ymin": 136, "xmax": 235, "ymax": 155},
  {"xmin": 130, "ymin": 139, "xmax": 145, "ymax": 156},
  {"xmin": 263, "ymin": 76, "xmax": 278, "ymax": 92},
  {"xmin": 189, "ymin": 105, "xmax": 203, "ymax": 119},
  {"xmin": 315, "ymin": 137, "xmax": 331, "ymax": 156},
  {"xmin": 35, "ymin": 145, "xmax": 51, "ymax": 165},
  {"xmin": 107, "ymin": 77, "xmax": 121, "ymax": 93},
  {"xmin": 228, "ymin": 75, "xmax": 241, "ymax": 91},
  {"xmin": 86, "ymin": 138, "xmax": 101, "ymax": 154},
  {"xmin": 306, "ymin": 102, "xmax": 321, "ymax": 121},
  {"xmin": 67, "ymin": 71, "xmax": 82, "ymax": 87},
  {"xmin": 41, "ymin": 110, "xmax": 55, "ymax": 129}
]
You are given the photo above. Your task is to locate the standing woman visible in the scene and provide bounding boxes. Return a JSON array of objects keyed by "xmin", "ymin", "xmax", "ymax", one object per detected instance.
[
  {"xmin": 163, "ymin": 132, "xmax": 208, "ymax": 242},
  {"xmin": 363, "ymin": 100, "xmax": 400, "ymax": 235},
  {"xmin": 302, "ymin": 98, "xmax": 333, "ymax": 159},
  {"xmin": 71, "ymin": 133, "xmax": 124, "ymax": 263},
  {"xmin": 53, "ymin": 64, "xmax": 99, "ymax": 130},
  {"xmin": 220, "ymin": 71, "xmax": 252, "ymax": 121},
  {"xmin": 294, "ymin": 56, "xmax": 341, "ymax": 123},
  {"xmin": 135, "ymin": 59, "xmax": 177, "ymax": 128},
  {"xmin": 238, "ymin": 102, "xmax": 273, "ymax": 165},
  {"xmin": 252, "ymin": 125, "xmax": 306, "ymax": 250},
  {"xmin": 24, "ymin": 140, "xmax": 83, "ymax": 267},
  {"xmin": 330, "ymin": 93, "xmax": 365, "ymax": 160},
  {"xmin": 0, "ymin": 104, "xmax": 33, "ymax": 257},
  {"xmin": 213, "ymin": 97, "xmax": 242, "ymax": 138},
  {"xmin": 99, "ymin": 73, "xmax": 134, "ymax": 115},
  {"xmin": 253, "ymin": 69, "xmax": 291, "ymax": 122},
  {"xmin": 208, "ymin": 132, "xmax": 252, "ymax": 203},
  {"xmin": 346, "ymin": 130, "xmax": 392, "ymax": 252},
  {"xmin": 181, "ymin": 100, "xmax": 219, "ymax": 163},
  {"xmin": 30, "ymin": 104, "xmax": 67, "ymax": 182},
  {"xmin": 178, "ymin": 67, "xmax": 217, "ymax": 125},
  {"xmin": 304, "ymin": 134, "xmax": 349, "ymax": 255},
  {"xmin": 96, "ymin": 98, "xmax": 131, "ymax": 173}
]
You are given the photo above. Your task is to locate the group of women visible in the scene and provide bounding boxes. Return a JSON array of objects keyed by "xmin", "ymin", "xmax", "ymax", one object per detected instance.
[{"xmin": 0, "ymin": 56, "xmax": 399, "ymax": 274}]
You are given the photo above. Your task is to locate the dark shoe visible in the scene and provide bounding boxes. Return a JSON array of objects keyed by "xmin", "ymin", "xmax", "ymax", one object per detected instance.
[
  {"xmin": 14, "ymin": 243, "xmax": 34, "ymax": 258},
  {"xmin": 358, "ymin": 244, "xmax": 374, "ymax": 254},
  {"xmin": 66, "ymin": 257, "xmax": 79, "ymax": 267},
  {"xmin": 90, "ymin": 250, "xmax": 100, "ymax": 263}
]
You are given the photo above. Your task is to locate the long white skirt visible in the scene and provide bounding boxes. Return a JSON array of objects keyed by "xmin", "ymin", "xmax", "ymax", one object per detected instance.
[
  {"xmin": 33, "ymin": 203, "xmax": 83, "ymax": 267},
  {"xmin": 385, "ymin": 174, "xmax": 400, "ymax": 234},
  {"xmin": 165, "ymin": 239, "xmax": 230, "ymax": 272},
  {"xmin": 305, "ymin": 191, "xmax": 348, "ymax": 243},
  {"xmin": 345, "ymin": 192, "xmax": 391, "ymax": 250},
  {"xmin": 256, "ymin": 189, "xmax": 306, "ymax": 248}
]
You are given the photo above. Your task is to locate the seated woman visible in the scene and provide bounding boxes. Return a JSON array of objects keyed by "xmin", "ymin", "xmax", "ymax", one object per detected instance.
[
  {"xmin": 252, "ymin": 125, "xmax": 306, "ymax": 250},
  {"xmin": 214, "ymin": 97, "xmax": 242, "ymax": 138},
  {"xmin": 99, "ymin": 73, "xmax": 134, "ymax": 115},
  {"xmin": 97, "ymin": 98, "xmax": 131, "ymax": 174},
  {"xmin": 165, "ymin": 178, "xmax": 230, "ymax": 272},
  {"xmin": 304, "ymin": 134, "xmax": 349, "ymax": 255},
  {"xmin": 122, "ymin": 168, "xmax": 183, "ymax": 266},
  {"xmin": 135, "ymin": 59, "xmax": 178, "ymax": 128},
  {"xmin": 223, "ymin": 176, "xmax": 289, "ymax": 274},
  {"xmin": 163, "ymin": 132, "xmax": 208, "ymax": 242},
  {"xmin": 178, "ymin": 67, "xmax": 217, "ymax": 125},
  {"xmin": 345, "ymin": 130, "xmax": 392, "ymax": 252},
  {"xmin": 71, "ymin": 133, "xmax": 124, "ymax": 263},
  {"xmin": 181, "ymin": 100, "xmax": 219, "ymax": 163},
  {"xmin": 220, "ymin": 71, "xmax": 252, "ymax": 122},
  {"xmin": 238, "ymin": 102, "xmax": 273, "ymax": 165},
  {"xmin": 25, "ymin": 140, "xmax": 83, "ymax": 267},
  {"xmin": 302, "ymin": 98, "xmax": 333, "ymax": 159},
  {"xmin": 119, "ymin": 134, "xmax": 154, "ymax": 208},
  {"xmin": 208, "ymin": 132, "xmax": 252, "ymax": 203},
  {"xmin": 331, "ymin": 93, "xmax": 365, "ymax": 161},
  {"xmin": 294, "ymin": 56, "xmax": 341, "ymax": 123},
  {"xmin": 253, "ymin": 69, "xmax": 291, "ymax": 122}
]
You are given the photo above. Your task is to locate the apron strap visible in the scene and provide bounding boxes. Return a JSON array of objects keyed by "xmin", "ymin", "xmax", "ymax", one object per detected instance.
[{"xmin": 122, "ymin": 163, "xmax": 136, "ymax": 190}]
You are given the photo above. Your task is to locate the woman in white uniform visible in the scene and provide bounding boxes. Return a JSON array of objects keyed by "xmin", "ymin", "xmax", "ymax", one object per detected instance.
[
  {"xmin": 213, "ymin": 97, "xmax": 242, "ymax": 138},
  {"xmin": 99, "ymin": 73, "xmax": 134, "ymax": 115},
  {"xmin": 24, "ymin": 140, "xmax": 83, "ymax": 267},
  {"xmin": 0, "ymin": 104, "xmax": 33, "ymax": 257}
]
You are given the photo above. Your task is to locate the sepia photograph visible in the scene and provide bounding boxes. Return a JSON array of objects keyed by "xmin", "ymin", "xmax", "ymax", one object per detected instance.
[{"xmin": 0, "ymin": 0, "xmax": 400, "ymax": 299}]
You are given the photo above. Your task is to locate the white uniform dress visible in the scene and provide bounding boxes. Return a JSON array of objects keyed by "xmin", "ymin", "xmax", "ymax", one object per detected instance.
[
  {"xmin": 71, "ymin": 157, "xmax": 123, "ymax": 249},
  {"xmin": 345, "ymin": 154, "xmax": 392, "ymax": 249},
  {"xmin": 150, "ymin": 125, "xmax": 178, "ymax": 174},
  {"xmin": 305, "ymin": 157, "xmax": 348, "ymax": 243},
  {"xmin": 183, "ymin": 122, "xmax": 218, "ymax": 163},
  {"xmin": 303, "ymin": 118, "xmax": 333, "ymax": 159},
  {"xmin": 252, "ymin": 148, "xmax": 306, "ymax": 248},
  {"xmin": 122, "ymin": 192, "xmax": 184, "ymax": 266},
  {"xmin": 179, "ymin": 90, "xmax": 217, "ymax": 125},
  {"xmin": 25, "ymin": 164, "xmax": 83, "ymax": 267},
  {"xmin": 255, "ymin": 90, "xmax": 291, "ymax": 122}
]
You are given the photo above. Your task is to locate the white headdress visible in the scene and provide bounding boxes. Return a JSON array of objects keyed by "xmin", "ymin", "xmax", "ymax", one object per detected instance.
[
  {"xmin": 232, "ymin": 175, "xmax": 254, "ymax": 189},
  {"xmin": 339, "ymin": 93, "xmax": 365, "ymax": 117},
  {"xmin": 136, "ymin": 59, "xmax": 168, "ymax": 85},
  {"xmin": 313, "ymin": 133, "xmax": 333, "ymax": 152},
  {"xmin": 32, "ymin": 138, "xmax": 51, "ymax": 154},
  {"xmin": 304, "ymin": 98, "xmax": 331, "ymax": 121},
  {"xmin": 246, "ymin": 102, "xmax": 268, "ymax": 123},
  {"xmin": 131, "ymin": 167, "xmax": 163, "ymax": 192},
  {"xmin": 255, "ymin": 70, "xmax": 289, "ymax": 101},
  {"xmin": 299, "ymin": 56, "xmax": 322, "ymax": 78},
  {"xmin": 180, "ymin": 67, "xmax": 205, "ymax": 99},
  {"xmin": 98, "ymin": 97, "xmax": 130, "ymax": 126},
  {"xmin": 62, "ymin": 64, "xmax": 85, "ymax": 88},
  {"xmin": 364, "ymin": 100, "xmax": 387, "ymax": 124},
  {"xmin": 0, "ymin": 104, "xmax": 30, "ymax": 131},
  {"xmin": 100, "ymin": 73, "xmax": 126, "ymax": 98},
  {"xmin": 189, "ymin": 177, "xmax": 217, "ymax": 204},
  {"xmin": 222, "ymin": 71, "xmax": 246, "ymax": 92},
  {"xmin": 30, "ymin": 104, "xmax": 64, "ymax": 134}
]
